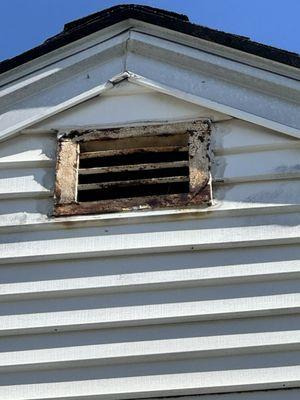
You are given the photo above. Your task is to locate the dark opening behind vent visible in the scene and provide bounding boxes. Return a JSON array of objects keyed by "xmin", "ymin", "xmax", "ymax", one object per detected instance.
[{"xmin": 77, "ymin": 133, "xmax": 190, "ymax": 202}]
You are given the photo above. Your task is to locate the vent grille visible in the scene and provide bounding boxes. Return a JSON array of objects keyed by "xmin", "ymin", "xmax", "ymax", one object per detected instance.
[
  {"xmin": 54, "ymin": 121, "xmax": 212, "ymax": 216},
  {"xmin": 77, "ymin": 134, "xmax": 190, "ymax": 202}
]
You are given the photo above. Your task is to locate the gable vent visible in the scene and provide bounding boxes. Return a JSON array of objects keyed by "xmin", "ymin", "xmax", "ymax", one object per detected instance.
[
  {"xmin": 54, "ymin": 121, "xmax": 212, "ymax": 216},
  {"xmin": 78, "ymin": 133, "xmax": 190, "ymax": 202}
]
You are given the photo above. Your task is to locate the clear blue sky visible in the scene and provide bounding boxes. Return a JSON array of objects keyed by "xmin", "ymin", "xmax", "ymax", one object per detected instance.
[{"xmin": 1, "ymin": 0, "xmax": 299, "ymax": 62}]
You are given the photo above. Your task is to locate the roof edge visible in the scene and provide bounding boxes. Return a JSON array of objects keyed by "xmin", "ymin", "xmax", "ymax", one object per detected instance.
[{"xmin": 0, "ymin": 4, "xmax": 300, "ymax": 75}]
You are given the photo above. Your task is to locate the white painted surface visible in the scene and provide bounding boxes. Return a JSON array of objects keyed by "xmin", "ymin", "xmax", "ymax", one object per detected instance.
[
  {"xmin": 1, "ymin": 364, "xmax": 300, "ymax": 399},
  {"xmin": 1, "ymin": 26, "xmax": 300, "ymax": 141},
  {"xmin": 1, "ymin": 45, "xmax": 300, "ymax": 400},
  {"xmin": 0, "ymin": 167, "xmax": 54, "ymax": 199},
  {"xmin": 34, "ymin": 82, "xmax": 228, "ymax": 130},
  {"xmin": 0, "ymin": 133, "xmax": 56, "ymax": 168},
  {"xmin": 2, "ymin": 330, "xmax": 300, "ymax": 371}
]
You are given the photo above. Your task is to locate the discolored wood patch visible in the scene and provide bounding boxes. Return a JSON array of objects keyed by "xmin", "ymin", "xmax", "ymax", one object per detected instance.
[{"xmin": 54, "ymin": 120, "xmax": 211, "ymax": 216}]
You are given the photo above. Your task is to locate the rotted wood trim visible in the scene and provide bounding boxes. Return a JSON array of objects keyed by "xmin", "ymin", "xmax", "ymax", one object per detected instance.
[
  {"xmin": 188, "ymin": 121, "xmax": 211, "ymax": 194},
  {"xmin": 54, "ymin": 140, "xmax": 79, "ymax": 204},
  {"xmin": 80, "ymin": 146, "xmax": 188, "ymax": 159},
  {"xmin": 79, "ymin": 160, "xmax": 189, "ymax": 175},
  {"xmin": 54, "ymin": 120, "xmax": 212, "ymax": 216},
  {"xmin": 63, "ymin": 120, "xmax": 210, "ymax": 142},
  {"xmin": 54, "ymin": 185, "xmax": 212, "ymax": 216}
]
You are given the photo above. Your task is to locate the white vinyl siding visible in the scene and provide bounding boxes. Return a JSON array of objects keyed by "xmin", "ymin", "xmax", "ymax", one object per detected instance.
[{"xmin": 0, "ymin": 87, "xmax": 299, "ymax": 400}]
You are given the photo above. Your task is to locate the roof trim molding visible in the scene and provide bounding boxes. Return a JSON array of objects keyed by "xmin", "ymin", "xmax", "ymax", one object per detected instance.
[
  {"xmin": 127, "ymin": 30, "xmax": 300, "ymax": 101},
  {"xmin": 1, "ymin": 18, "xmax": 299, "ymax": 90},
  {"xmin": 2, "ymin": 71, "xmax": 300, "ymax": 143},
  {"xmin": 0, "ymin": 73, "xmax": 126, "ymax": 142},
  {"xmin": 128, "ymin": 73, "xmax": 300, "ymax": 139},
  {"xmin": 131, "ymin": 20, "xmax": 300, "ymax": 81},
  {"xmin": 0, "ymin": 28, "xmax": 300, "ymax": 142}
]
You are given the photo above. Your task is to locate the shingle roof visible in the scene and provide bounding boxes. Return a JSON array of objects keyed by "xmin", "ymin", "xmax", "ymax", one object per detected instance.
[{"xmin": 1, "ymin": 3, "xmax": 299, "ymax": 74}]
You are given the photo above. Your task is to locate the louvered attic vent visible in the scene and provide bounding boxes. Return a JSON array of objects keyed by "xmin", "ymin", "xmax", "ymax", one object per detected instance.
[{"xmin": 54, "ymin": 121, "xmax": 212, "ymax": 216}]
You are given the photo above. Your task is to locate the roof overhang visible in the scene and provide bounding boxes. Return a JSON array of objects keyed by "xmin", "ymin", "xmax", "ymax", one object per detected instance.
[
  {"xmin": 0, "ymin": 22, "xmax": 300, "ymax": 142},
  {"xmin": 1, "ymin": 4, "xmax": 300, "ymax": 74}
]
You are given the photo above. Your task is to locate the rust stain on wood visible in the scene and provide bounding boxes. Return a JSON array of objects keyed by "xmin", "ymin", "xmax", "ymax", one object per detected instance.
[{"xmin": 54, "ymin": 185, "xmax": 212, "ymax": 217}]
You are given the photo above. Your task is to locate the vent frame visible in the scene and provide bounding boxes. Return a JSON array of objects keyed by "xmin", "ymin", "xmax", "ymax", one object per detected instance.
[{"xmin": 54, "ymin": 120, "xmax": 212, "ymax": 216}]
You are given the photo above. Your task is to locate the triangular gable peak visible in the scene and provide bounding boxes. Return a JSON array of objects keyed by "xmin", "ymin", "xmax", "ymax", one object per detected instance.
[
  {"xmin": 30, "ymin": 80, "xmax": 298, "ymax": 159},
  {"xmin": 32, "ymin": 81, "xmax": 229, "ymax": 131},
  {"xmin": 0, "ymin": 5, "xmax": 299, "ymax": 142}
]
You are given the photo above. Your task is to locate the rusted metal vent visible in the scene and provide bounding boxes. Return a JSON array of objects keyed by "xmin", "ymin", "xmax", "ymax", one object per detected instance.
[
  {"xmin": 54, "ymin": 121, "xmax": 212, "ymax": 216},
  {"xmin": 77, "ymin": 134, "xmax": 190, "ymax": 202}
]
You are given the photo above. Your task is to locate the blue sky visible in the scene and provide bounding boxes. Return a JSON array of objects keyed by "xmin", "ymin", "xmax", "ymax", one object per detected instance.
[{"xmin": 0, "ymin": 0, "xmax": 299, "ymax": 61}]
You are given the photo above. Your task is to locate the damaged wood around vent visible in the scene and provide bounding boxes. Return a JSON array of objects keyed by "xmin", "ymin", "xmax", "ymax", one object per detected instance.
[{"xmin": 54, "ymin": 120, "xmax": 212, "ymax": 216}]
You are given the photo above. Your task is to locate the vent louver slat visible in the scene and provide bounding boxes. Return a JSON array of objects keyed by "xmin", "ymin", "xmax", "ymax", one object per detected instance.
[
  {"xmin": 77, "ymin": 135, "xmax": 190, "ymax": 203},
  {"xmin": 79, "ymin": 160, "xmax": 189, "ymax": 175},
  {"xmin": 54, "ymin": 121, "xmax": 212, "ymax": 216},
  {"xmin": 80, "ymin": 146, "xmax": 188, "ymax": 159}
]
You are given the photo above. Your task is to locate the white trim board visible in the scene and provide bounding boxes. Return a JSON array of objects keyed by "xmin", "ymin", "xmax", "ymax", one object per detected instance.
[
  {"xmin": 129, "ymin": 74, "xmax": 300, "ymax": 139},
  {"xmin": 3, "ymin": 72, "xmax": 300, "ymax": 143},
  {"xmin": 1, "ymin": 27, "xmax": 300, "ymax": 142}
]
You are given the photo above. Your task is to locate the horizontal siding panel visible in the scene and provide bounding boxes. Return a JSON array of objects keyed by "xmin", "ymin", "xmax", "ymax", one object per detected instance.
[
  {"xmin": 213, "ymin": 148, "xmax": 300, "ymax": 183},
  {"xmin": 1, "ymin": 179, "xmax": 300, "ymax": 231},
  {"xmin": 0, "ymin": 167, "xmax": 54, "ymax": 199},
  {"xmin": 0, "ymin": 133, "xmax": 56, "ymax": 168},
  {"xmin": 1, "ymin": 313, "xmax": 299, "ymax": 351},
  {"xmin": 2, "ymin": 244, "xmax": 297, "ymax": 284},
  {"xmin": 1, "ymin": 293, "xmax": 300, "ymax": 336},
  {"xmin": 215, "ymin": 141, "xmax": 300, "ymax": 156},
  {"xmin": 0, "ymin": 364, "xmax": 300, "ymax": 399},
  {"xmin": 0, "ymin": 198, "xmax": 53, "ymax": 228},
  {"xmin": 0, "ymin": 211, "xmax": 299, "ymax": 263},
  {"xmin": 1, "ymin": 330, "xmax": 300, "ymax": 372},
  {"xmin": 2, "ymin": 314, "xmax": 299, "ymax": 394},
  {"xmin": 213, "ymin": 119, "xmax": 300, "ymax": 153},
  {"xmin": 0, "ymin": 124, "xmax": 298, "ymax": 229},
  {"xmin": 214, "ymin": 179, "xmax": 300, "ymax": 210},
  {"xmin": 0, "ymin": 96, "xmax": 299, "ymax": 400},
  {"xmin": 1, "ymin": 265, "xmax": 299, "ymax": 322},
  {"xmin": 1, "ymin": 259, "xmax": 299, "ymax": 301}
]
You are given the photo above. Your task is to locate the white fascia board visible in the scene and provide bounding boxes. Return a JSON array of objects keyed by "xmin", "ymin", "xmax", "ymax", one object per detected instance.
[
  {"xmin": 0, "ymin": 30, "xmax": 129, "ymax": 109},
  {"xmin": 125, "ymin": 32, "xmax": 300, "ymax": 138},
  {"xmin": 0, "ymin": 38, "xmax": 129, "ymax": 142},
  {"xmin": 2, "ymin": 68, "xmax": 299, "ymax": 142},
  {"xmin": 0, "ymin": 81, "xmax": 113, "ymax": 142},
  {"xmin": 0, "ymin": 20, "xmax": 131, "ymax": 89},
  {"xmin": 130, "ymin": 19, "xmax": 300, "ymax": 81},
  {"xmin": 126, "ymin": 31, "xmax": 300, "ymax": 101},
  {"xmin": 128, "ymin": 73, "xmax": 300, "ymax": 139},
  {"xmin": 2, "ymin": 18, "xmax": 298, "ymax": 90},
  {"xmin": 1, "ymin": 23, "xmax": 300, "ymax": 142}
]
